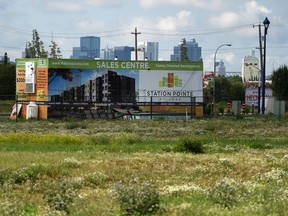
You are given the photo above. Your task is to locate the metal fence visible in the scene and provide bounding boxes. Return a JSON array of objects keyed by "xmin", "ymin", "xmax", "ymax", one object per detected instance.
[{"xmin": 14, "ymin": 96, "xmax": 204, "ymax": 119}]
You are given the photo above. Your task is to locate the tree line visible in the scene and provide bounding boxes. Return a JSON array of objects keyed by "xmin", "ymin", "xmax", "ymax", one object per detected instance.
[{"xmin": 1, "ymin": 34, "xmax": 288, "ymax": 104}]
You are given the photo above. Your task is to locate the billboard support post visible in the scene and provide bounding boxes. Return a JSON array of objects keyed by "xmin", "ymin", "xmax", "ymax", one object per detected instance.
[{"xmin": 150, "ymin": 96, "xmax": 153, "ymax": 119}]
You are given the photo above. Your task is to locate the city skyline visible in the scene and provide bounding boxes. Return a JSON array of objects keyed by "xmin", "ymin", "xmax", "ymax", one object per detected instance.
[{"xmin": 1, "ymin": 0, "xmax": 288, "ymax": 75}]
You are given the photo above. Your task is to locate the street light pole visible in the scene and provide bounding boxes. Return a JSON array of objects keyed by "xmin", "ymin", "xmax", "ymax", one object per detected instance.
[
  {"xmin": 262, "ymin": 17, "xmax": 270, "ymax": 114},
  {"xmin": 213, "ymin": 43, "xmax": 231, "ymax": 114}
]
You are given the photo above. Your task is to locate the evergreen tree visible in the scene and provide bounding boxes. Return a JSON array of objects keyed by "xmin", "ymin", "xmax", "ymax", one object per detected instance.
[
  {"xmin": 271, "ymin": 65, "xmax": 288, "ymax": 100},
  {"xmin": 4, "ymin": 52, "xmax": 8, "ymax": 65},
  {"xmin": 0, "ymin": 64, "xmax": 16, "ymax": 97},
  {"xmin": 180, "ymin": 38, "xmax": 189, "ymax": 61}
]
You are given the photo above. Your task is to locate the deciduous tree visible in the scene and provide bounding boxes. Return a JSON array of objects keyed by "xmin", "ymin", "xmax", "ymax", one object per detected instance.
[
  {"xmin": 49, "ymin": 40, "xmax": 62, "ymax": 59},
  {"xmin": 27, "ymin": 29, "xmax": 48, "ymax": 58}
]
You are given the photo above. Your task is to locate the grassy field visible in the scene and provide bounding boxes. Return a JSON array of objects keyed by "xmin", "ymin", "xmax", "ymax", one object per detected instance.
[{"xmin": 0, "ymin": 116, "xmax": 287, "ymax": 215}]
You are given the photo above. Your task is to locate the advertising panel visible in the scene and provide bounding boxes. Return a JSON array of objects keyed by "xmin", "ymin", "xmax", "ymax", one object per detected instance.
[
  {"xmin": 139, "ymin": 70, "xmax": 203, "ymax": 102},
  {"xmin": 16, "ymin": 59, "xmax": 203, "ymax": 118},
  {"xmin": 245, "ymin": 87, "xmax": 273, "ymax": 106},
  {"xmin": 16, "ymin": 59, "xmax": 49, "ymax": 118}
]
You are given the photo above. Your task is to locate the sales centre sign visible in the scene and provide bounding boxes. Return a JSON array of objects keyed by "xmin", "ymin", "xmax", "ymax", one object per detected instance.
[{"xmin": 16, "ymin": 58, "xmax": 203, "ymax": 118}]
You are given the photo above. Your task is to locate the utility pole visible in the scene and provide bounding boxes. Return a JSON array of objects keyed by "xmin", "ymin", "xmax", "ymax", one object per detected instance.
[
  {"xmin": 131, "ymin": 27, "xmax": 141, "ymax": 60},
  {"xmin": 254, "ymin": 24, "xmax": 264, "ymax": 75},
  {"xmin": 254, "ymin": 24, "xmax": 263, "ymax": 113}
]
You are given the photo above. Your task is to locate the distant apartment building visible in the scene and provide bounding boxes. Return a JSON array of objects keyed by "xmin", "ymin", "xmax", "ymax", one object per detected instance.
[
  {"xmin": 71, "ymin": 36, "xmax": 100, "ymax": 59},
  {"xmin": 242, "ymin": 50, "xmax": 259, "ymax": 82},
  {"xmin": 170, "ymin": 38, "xmax": 202, "ymax": 62}
]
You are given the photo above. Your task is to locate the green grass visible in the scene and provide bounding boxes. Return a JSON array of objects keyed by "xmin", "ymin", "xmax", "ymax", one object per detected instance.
[{"xmin": 0, "ymin": 116, "xmax": 287, "ymax": 215}]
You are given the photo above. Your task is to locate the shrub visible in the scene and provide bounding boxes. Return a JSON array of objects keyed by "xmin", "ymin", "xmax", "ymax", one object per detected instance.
[
  {"xmin": 43, "ymin": 180, "xmax": 80, "ymax": 214},
  {"xmin": 208, "ymin": 177, "xmax": 245, "ymax": 209},
  {"xmin": 61, "ymin": 157, "xmax": 81, "ymax": 168},
  {"xmin": 111, "ymin": 133, "xmax": 141, "ymax": 145},
  {"xmin": 65, "ymin": 121, "xmax": 87, "ymax": 130},
  {"xmin": 84, "ymin": 172, "xmax": 108, "ymax": 187},
  {"xmin": 174, "ymin": 138, "xmax": 204, "ymax": 154},
  {"xmin": 90, "ymin": 133, "xmax": 111, "ymax": 145},
  {"xmin": 217, "ymin": 102, "xmax": 227, "ymax": 114},
  {"xmin": 248, "ymin": 142, "xmax": 273, "ymax": 150},
  {"xmin": 204, "ymin": 122, "xmax": 216, "ymax": 132},
  {"xmin": 113, "ymin": 179, "xmax": 160, "ymax": 215},
  {"xmin": 0, "ymin": 201, "xmax": 37, "ymax": 216},
  {"xmin": 0, "ymin": 168, "xmax": 11, "ymax": 185},
  {"xmin": 11, "ymin": 168, "xmax": 29, "ymax": 184}
]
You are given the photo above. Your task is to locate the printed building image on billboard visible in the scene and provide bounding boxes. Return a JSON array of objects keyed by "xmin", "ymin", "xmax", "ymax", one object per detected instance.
[
  {"xmin": 15, "ymin": 59, "xmax": 203, "ymax": 119},
  {"xmin": 49, "ymin": 69, "xmax": 136, "ymax": 103}
]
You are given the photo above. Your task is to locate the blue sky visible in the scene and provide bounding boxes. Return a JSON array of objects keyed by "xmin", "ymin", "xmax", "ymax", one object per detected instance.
[{"xmin": 1, "ymin": 0, "xmax": 288, "ymax": 75}]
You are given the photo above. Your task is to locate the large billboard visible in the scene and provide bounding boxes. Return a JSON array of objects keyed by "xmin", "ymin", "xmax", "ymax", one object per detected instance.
[{"xmin": 16, "ymin": 59, "xmax": 203, "ymax": 118}]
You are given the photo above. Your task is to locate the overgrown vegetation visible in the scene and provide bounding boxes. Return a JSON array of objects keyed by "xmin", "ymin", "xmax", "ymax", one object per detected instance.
[{"xmin": 0, "ymin": 116, "xmax": 287, "ymax": 215}]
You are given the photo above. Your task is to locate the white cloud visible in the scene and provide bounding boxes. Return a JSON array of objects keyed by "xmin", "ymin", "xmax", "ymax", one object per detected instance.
[
  {"xmin": 139, "ymin": 0, "xmax": 222, "ymax": 10},
  {"xmin": 157, "ymin": 10, "xmax": 192, "ymax": 30},
  {"xmin": 0, "ymin": 0, "xmax": 11, "ymax": 10},
  {"xmin": 84, "ymin": 0, "xmax": 122, "ymax": 7},
  {"xmin": 245, "ymin": 1, "xmax": 271, "ymax": 14},
  {"xmin": 210, "ymin": 12, "xmax": 240, "ymax": 28},
  {"xmin": 43, "ymin": 1, "xmax": 81, "ymax": 12},
  {"xmin": 74, "ymin": 18, "xmax": 106, "ymax": 32},
  {"xmin": 127, "ymin": 16, "xmax": 152, "ymax": 29},
  {"xmin": 223, "ymin": 52, "xmax": 235, "ymax": 64}
]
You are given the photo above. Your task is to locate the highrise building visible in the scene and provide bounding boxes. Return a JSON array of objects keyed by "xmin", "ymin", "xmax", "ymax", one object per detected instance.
[
  {"xmin": 101, "ymin": 46, "xmax": 114, "ymax": 60},
  {"xmin": 216, "ymin": 60, "xmax": 226, "ymax": 76},
  {"xmin": 138, "ymin": 42, "xmax": 159, "ymax": 61},
  {"xmin": 131, "ymin": 42, "xmax": 159, "ymax": 61},
  {"xmin": 114, "ymin": 46, "xmax": 133, "ymax": 60},
  {"xmin": 170, "ymin": 38, "xmax": 202, "ymax": 62},
  {"xmin": 71, "ymin": 36, "xmax": 100, "ymax": 59}
]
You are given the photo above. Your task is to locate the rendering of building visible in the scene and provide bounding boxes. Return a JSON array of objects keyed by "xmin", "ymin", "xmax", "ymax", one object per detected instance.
[
  {"xmin": 71, "ymin": 36, "xmax": 101, "ymax": 59},
  {"xmin": 242, "ymin": 50, "xmax": 259, "ymax": 82},
  {"xmin": 170, "ymin": 38, "xmax": 202, "ymax": 62},
  {"xmin": 51, "ymin": 70, "xmax": 135, "ymax": 104}
]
